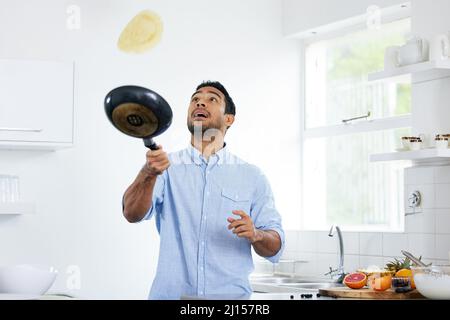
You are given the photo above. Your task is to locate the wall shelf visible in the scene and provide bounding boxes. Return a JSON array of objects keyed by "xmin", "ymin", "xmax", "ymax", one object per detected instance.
[
  {"xmin": 370, "ymin": 148, "xmax": 450, "ymax": 164},
  {"xmin": 0, "ymin": 141, "xmax": 73, "ymax": 151},
  {"xmin": 0, "ymin": 202, "xmax": 35, "ymax": 215},
  {"xmin": 368, "ymin": 60, "xmax": 450, "ymax": 83}
]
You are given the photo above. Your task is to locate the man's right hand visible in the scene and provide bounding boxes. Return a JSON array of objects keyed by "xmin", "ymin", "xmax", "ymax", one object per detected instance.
[{"xmin": 142, "ymin": 145, "xmax": 170, "ymax": 177}]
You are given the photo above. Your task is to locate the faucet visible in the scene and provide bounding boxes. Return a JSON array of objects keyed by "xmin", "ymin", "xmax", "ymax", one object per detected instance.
[{"xmin": 324, "ymin": 225, "xmax": 345, "ymax": 283}]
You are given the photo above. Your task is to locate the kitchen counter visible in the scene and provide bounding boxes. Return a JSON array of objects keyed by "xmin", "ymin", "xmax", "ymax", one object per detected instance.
[
  {"xmin": 39, "ymin": 294, "xmax": 77, "ymax": 300},
  {"xmin": 247, "ymin": 273, "xmax": 427, "ymax": 300},
  {"xmin": 181, "ymin": 292, "xmax": 337, "ymax": 300},
  {"xmin": 180, "ymin": 273, "xmax": 344, "ymax": 300}
]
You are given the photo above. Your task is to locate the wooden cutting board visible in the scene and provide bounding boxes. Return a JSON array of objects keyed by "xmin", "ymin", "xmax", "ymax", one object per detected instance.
[{"xmin": 319, "ymin": 287, "xmax": 424, "ymax": 299}]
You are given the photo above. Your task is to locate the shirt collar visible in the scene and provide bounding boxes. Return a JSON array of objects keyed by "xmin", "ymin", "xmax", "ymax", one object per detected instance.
[{"xmin": 187, "ymin": 142, "xmax": 228, "ymax": 166}]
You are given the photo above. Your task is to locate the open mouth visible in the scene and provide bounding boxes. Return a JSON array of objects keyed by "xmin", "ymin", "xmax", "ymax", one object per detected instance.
[{"xmin": 192, "ymin": 109, "xmax": 209, "ymax": 120}]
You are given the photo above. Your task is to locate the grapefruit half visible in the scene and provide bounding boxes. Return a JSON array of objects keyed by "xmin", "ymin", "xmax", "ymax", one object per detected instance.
[{"xmin": 343, "ymin": 272, "xmax": 367, "ymax": 289}]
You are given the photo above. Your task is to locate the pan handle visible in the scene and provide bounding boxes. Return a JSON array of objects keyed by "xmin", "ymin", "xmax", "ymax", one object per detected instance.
[{"xmin": 143, "ymin": 137, "xmax": 159, "ymax": 150}]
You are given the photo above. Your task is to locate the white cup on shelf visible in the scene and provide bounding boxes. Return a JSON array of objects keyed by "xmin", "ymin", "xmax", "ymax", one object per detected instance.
[
  {"xmin": 397, "ymin": 37, "xmax": 429, "ymax": 66},
  {"xmin": 384, "ymin": 46, "xmax": 401, "ymax": 70},
  {"xmin": 430, "ymin": 33, "xmax": 450, "ymax": 61},
  {"xmin": 435, "ymin": 137, "xmax": 449, "ymax": 149},
  {"xmin": 410, "ymin": 138, "xmax": 423, "ymax": 151}
]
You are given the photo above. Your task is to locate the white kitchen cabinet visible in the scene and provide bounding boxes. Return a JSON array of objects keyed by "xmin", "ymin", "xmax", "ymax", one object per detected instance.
[{"xmin": 0, "ymin": 59, "xmax": 74, "ymax": 150}]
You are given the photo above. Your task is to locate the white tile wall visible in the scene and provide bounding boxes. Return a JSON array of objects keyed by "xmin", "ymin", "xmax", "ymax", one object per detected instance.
[
  {"xmin": 252, "ymin": 255, "xmax": 274, "ymax": 274},
  {"xmin": 274, "ymin": 260, "xmax": 295, "ymax": 274},
  {"xmin": 343, "ymin": 232, "xmax": 360, "ymax": 255},
  {"xmin": 359, "ymin": 255, "xmax": 384, "ymax": 268},
  {"xmin": 433, "ymin": 259, "xmax": 449, "ymax": 265},
  {"xmin": 405, "ymin": 167, "xmax": 434, "ymax": 185},
  {"xmin": 435, "ymin": 234, "xmax": 450, "ymax": 260},
  {"xmin": 344, "ymin": 254, "xmax": 361, "ymax": 272},
  {"xmin": 284, "ymin": 230, "xmax": 299, "ymax": 253},
  {"xmin": 298, "ymin": 231, "xmax": 317, "ymax": 253},
  {"xmin": 255, "ymin": 165, "xmax": 450, "ymax": 278},
  {"xmin": 435, "ymin": 209, "xmax": 450, "ymax": 234},
  {"xmin": 434, "ymin": 166, "xmax": 450, "ymax": 183},
  {"xmin": 315, "ymin": 253, "xmax": 339, "ymax": 276},
  {"xmin": 435, "ymin": 184, "xmax": 450, "ymax": 208},
  {"xmin": 407, "ymin": 233, "xmax": 435, "ymax": 259},
  {"xmin": 405, "ymin": 211, "xmax": 435, "ymax": 233},
  {"xmin": 316, "ymin": 231, "xmax": 337, "ymax": 254},
  {"xmin": 293, "ymin": 253, "xmax": 316, "ymax": 276},
  {"xmin": 382, "ymin": 256, "xmax": 403, "ymax": 266},
  {"xmin": 359, "ymin": 233, "xmax": 383, "ymax": 256},
  {"xmin": 279, "ymin": 250, "xmax": 297, "ymax": 260},
  {"xmin": 382, "ymin": 233, "xmax": 408, "ymax": 257}
]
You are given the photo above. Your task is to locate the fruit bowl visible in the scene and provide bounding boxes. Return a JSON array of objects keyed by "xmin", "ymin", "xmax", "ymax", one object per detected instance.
[
  {"xmin": 0, "ymin": 264, "xmax": 58, "ymax": 295},
  {"xmin": 411, "ymin": 265, "xmax": 450, "ymax": 299}
]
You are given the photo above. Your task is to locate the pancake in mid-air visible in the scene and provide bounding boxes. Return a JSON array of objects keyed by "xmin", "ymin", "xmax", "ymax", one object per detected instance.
[{"xmin": 117, "ymin": 10, "xmax": 163, "ymax": 53}]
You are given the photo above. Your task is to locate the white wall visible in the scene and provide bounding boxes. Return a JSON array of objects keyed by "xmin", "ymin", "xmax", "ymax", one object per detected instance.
[
  {"xmin": 0, "ymin": 0, "xmax": 301, "ymax": 298},
  {"xmin": 411, "ymin": 0, "xmax": 450, "ymax": 138},
  {"xmin": 282, "ymin": 0, "xmax": 404, "ymax": 36}
]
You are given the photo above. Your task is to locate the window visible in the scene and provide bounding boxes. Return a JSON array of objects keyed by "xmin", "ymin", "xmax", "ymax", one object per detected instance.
[{"xmin": 302, "ymin": 18, "xmax": 411, "ymax": 231}]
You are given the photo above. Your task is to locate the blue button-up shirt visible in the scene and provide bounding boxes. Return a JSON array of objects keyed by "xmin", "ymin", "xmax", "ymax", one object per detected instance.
[{"xmin": 139, "ymin": 144, "xmax": 285, "ymax": 300}]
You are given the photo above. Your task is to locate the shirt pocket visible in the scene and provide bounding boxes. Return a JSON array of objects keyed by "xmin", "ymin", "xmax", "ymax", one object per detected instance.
[
  {"xmin": 210, "ymin": 188, "xmax": 252, "ymax": 250},
  {"xmin": 220, "ymin": 188, "xmax": 252, "ymax": 216}
]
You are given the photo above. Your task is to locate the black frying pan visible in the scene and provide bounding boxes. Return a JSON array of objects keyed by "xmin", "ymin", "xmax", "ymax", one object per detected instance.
[{"xmin": 104, "ymin": 85, "xmax": 173, "ymax": 150}]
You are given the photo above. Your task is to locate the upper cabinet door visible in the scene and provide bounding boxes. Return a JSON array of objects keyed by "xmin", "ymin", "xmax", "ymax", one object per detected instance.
[{"xmin": 0, "ymin": 59, "xmax": 73, "ymax": 146}]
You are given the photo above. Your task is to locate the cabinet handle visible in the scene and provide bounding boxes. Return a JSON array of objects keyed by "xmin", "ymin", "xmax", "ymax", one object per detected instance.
[{"xmin": 0, "ymin": 127, "xmax": 43, "ymax": 132}]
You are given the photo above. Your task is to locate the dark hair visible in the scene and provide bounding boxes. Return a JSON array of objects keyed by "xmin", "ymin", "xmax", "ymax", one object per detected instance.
[{"xmin": 196, "ymin": 81, "xmax": 236, "ymax": 115}]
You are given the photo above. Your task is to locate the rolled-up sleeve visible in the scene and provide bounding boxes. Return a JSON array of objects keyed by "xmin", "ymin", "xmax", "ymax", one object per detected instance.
[
  {"xmin": 142, "ymin": 173, "xmax": 165, "ymax": 222},
  {"xmin": 122, "ymin": 172, "xmax": 165, "ymax": 223},
  {"xmin": 250, "ymin": 170, "xmax": 285, "ymax": 263}
]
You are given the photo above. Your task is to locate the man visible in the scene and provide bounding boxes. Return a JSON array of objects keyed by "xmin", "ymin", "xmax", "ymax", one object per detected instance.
[{"xmin": 122, "ymin": 81, "xmax": 285, "ymax": 300}]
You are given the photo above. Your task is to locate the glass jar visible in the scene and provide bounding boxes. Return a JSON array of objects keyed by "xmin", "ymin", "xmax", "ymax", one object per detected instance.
[{"xmin": 391, "ymin": 276, "xmax": 412, "ymax": 293}]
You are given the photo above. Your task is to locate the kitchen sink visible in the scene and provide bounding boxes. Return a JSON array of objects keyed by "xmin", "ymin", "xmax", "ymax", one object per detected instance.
[
  {"xmin": 250, "ymin": 275, "xmax": 336, "ymax": 285},
  {"xmin": 277, "ymin": 282, "xmax": 344, "ymax": 289},
  {"xmin": 250, "ymin": 275, "xmax": 343, "ymax": 293},
  {"xmin": 250, "ymin": 277, "xmax": 322, "ymax": 284}
]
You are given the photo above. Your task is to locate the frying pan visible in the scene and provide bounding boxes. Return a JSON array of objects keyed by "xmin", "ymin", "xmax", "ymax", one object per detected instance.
[{"xmin": 104, "ymin": 85, "xmax": 173, "ymax": 150}]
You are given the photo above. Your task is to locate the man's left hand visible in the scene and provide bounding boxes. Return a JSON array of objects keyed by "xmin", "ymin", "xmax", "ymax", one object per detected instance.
[{"xmin": 227, "ymin": 210, "xmax": 261, "ymax": 244}]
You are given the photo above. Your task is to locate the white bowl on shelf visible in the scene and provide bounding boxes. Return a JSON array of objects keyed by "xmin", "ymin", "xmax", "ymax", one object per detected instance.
[{"xmin": 0, "ymin": 264, "xmax": 57, "ymax": 295}]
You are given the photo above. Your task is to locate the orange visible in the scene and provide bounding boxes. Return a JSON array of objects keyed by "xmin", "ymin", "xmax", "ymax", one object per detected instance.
[
  {"xmin": 369, "ymin": 274, "xmax": 392, "ymax": 291},
  {"xmin": 344, "ymin": 273, "xmax": 367, "ymax": 289},
  {"xmin": 395, "ymin": 268, "xmax": 415, "ymax": 289}
]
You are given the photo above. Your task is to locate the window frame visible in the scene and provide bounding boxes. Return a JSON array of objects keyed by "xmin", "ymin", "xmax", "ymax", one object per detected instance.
[{"xmin": 299, "ymin": 13, "xmax": 412, "ymax": 232}]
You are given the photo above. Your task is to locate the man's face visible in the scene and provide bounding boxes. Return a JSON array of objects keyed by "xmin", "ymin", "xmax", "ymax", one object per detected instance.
[{"xmin": 187, "ymin": 86, "xmax": 234, "ymax": 135}]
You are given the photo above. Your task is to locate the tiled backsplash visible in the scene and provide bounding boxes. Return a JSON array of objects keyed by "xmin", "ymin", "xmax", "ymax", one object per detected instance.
[{"xmin": 254, "ymin": 165, "xmax": 450, "ymax": 278}]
